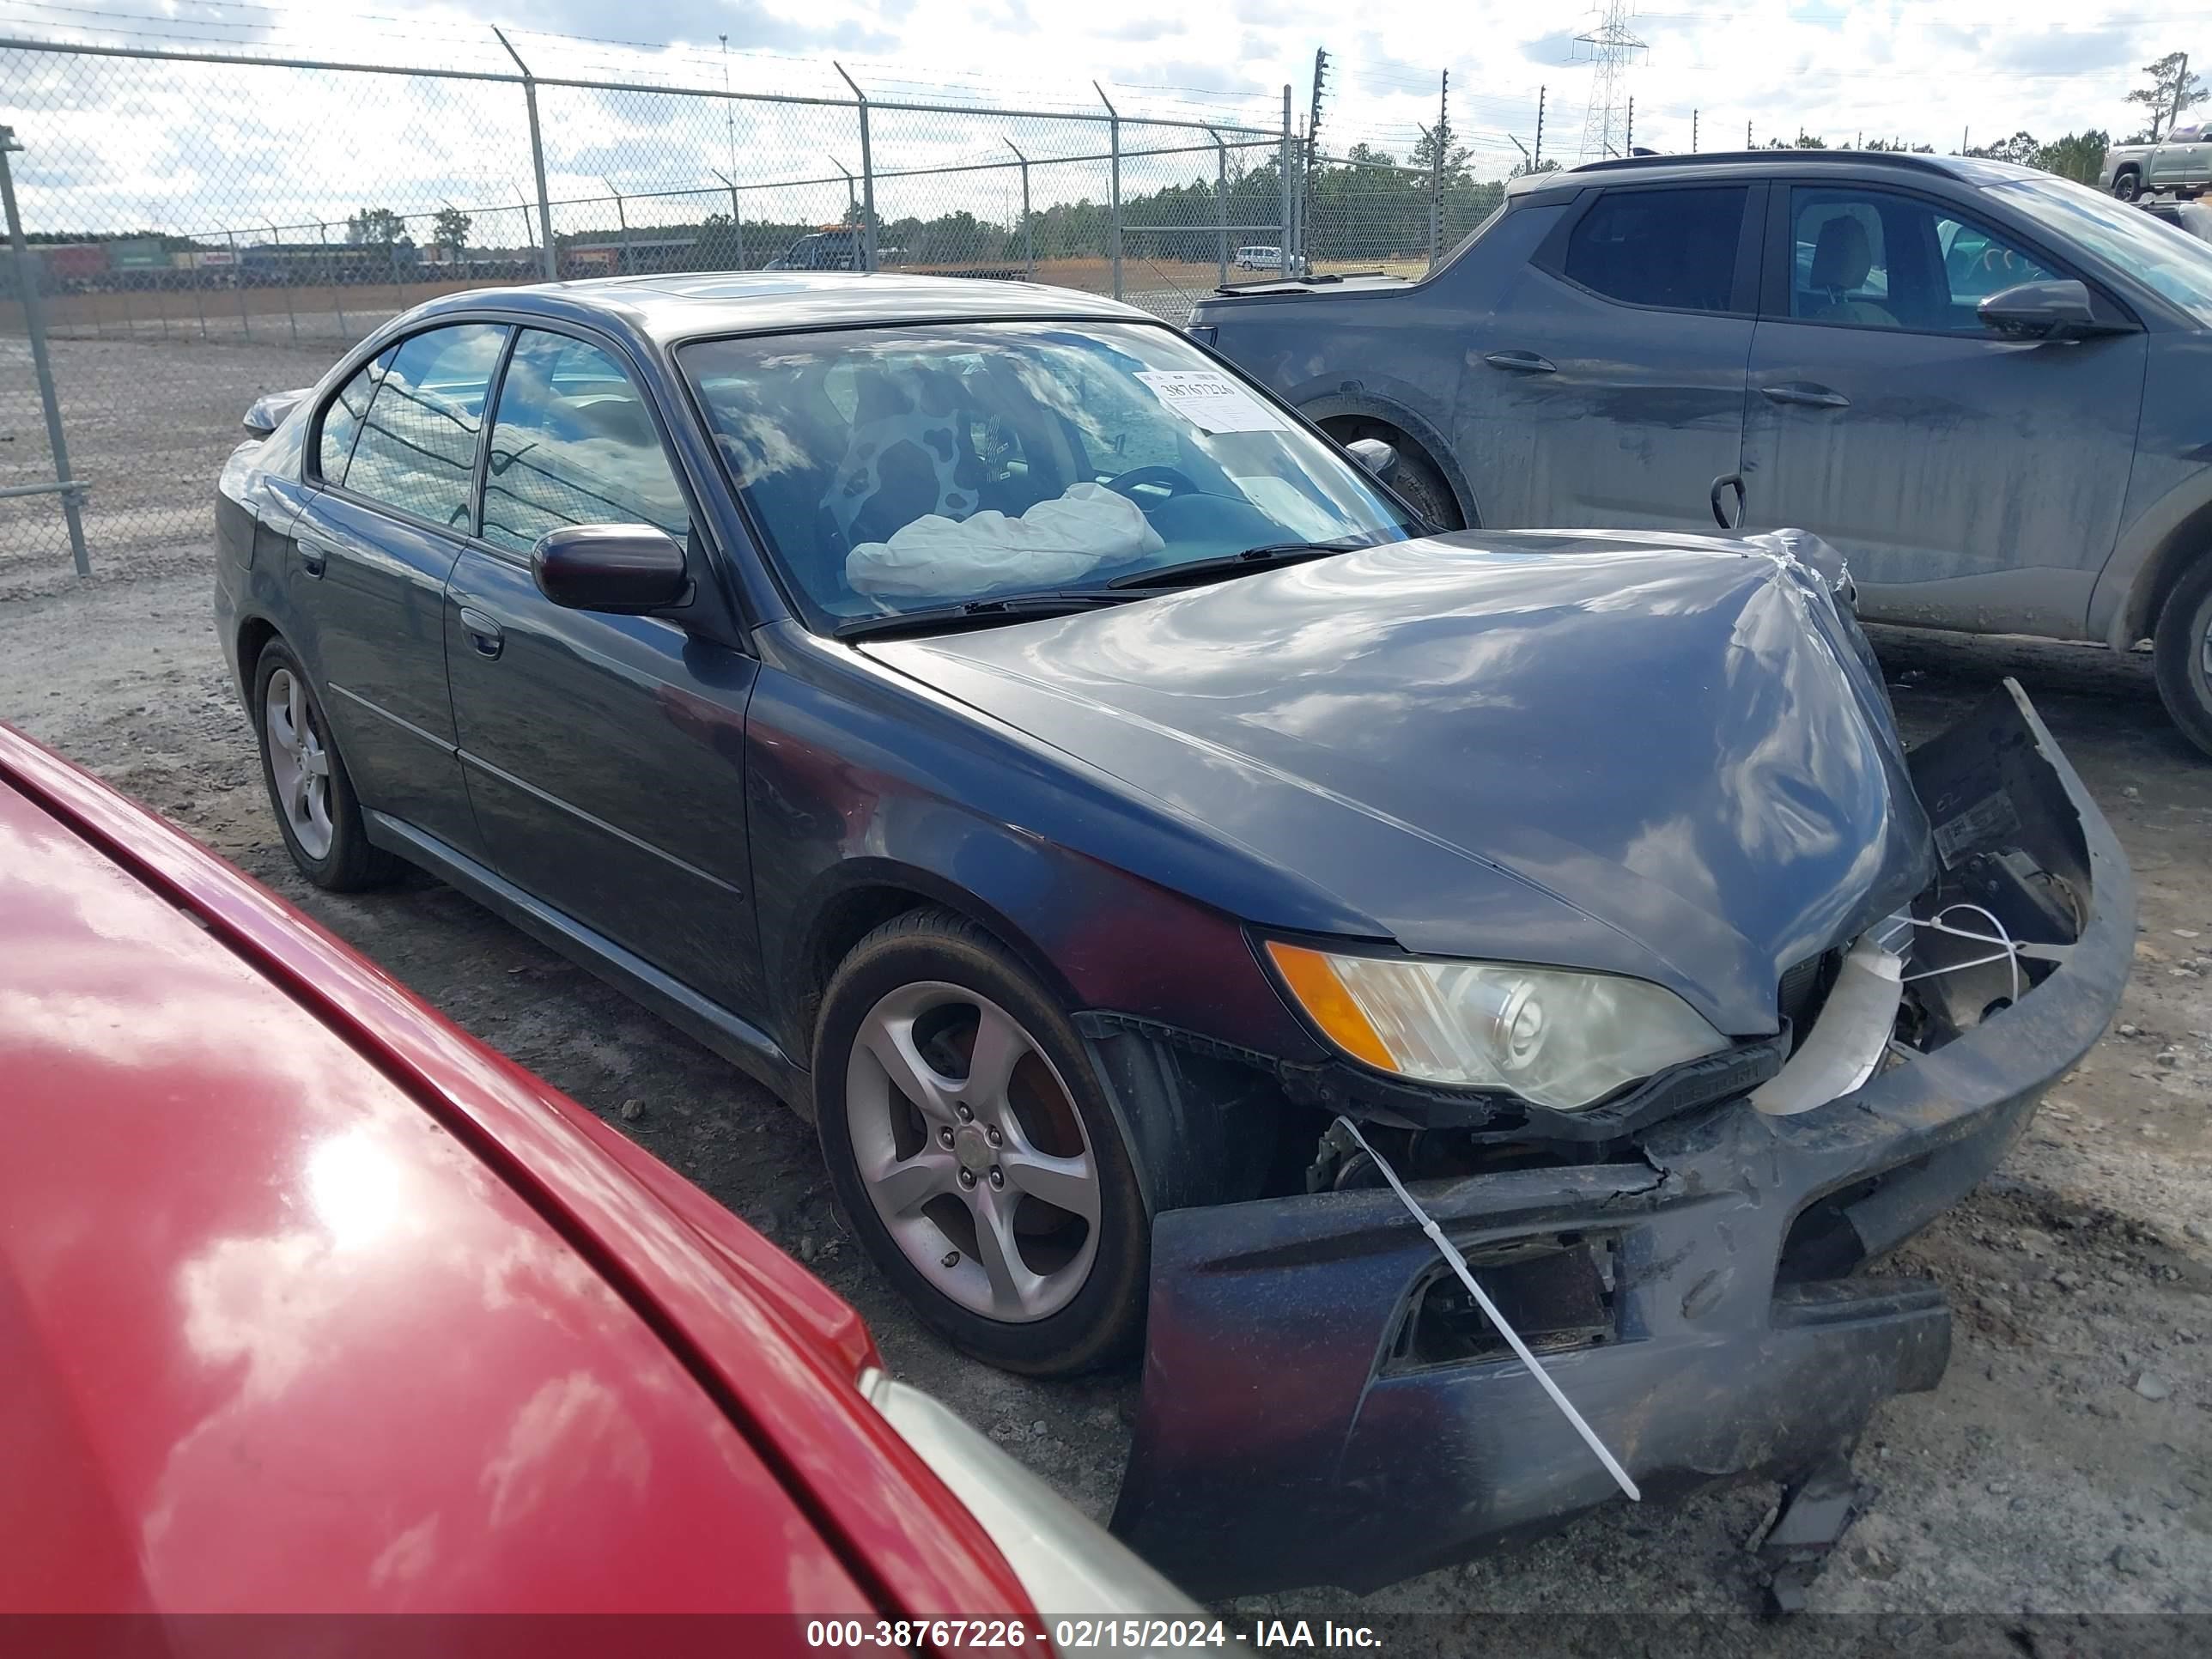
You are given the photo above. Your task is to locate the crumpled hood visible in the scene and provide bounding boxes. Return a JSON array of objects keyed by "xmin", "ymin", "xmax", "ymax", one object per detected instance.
[{"xmin": 861, "ymin": 532, "xmax": 1934, "ymax": 1035}]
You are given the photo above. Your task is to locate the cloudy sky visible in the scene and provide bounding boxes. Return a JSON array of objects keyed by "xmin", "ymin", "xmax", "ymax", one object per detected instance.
[{"xmin": 1, "ymin": 1, "xmax": 2204, "ymax": 234}]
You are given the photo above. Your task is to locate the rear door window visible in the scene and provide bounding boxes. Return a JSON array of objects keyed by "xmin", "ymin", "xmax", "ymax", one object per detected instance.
[
  {"xmin": 338, "ymin": 322, "xmax": 508, "ymax": 530},
  {"xmin": 1560, "ymin": 185, "xmax": 1749, "ymax": 313},
  {"xmin": 315, "ymin": 347, "xmax": 393, "ymax": 484}
]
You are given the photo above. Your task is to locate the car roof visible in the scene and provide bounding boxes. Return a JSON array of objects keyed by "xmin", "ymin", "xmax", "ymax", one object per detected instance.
[
  {"xmin": 0, "ymin": 722, "xmax": 1029, "ymax": 1616},
  {"xmin": 1516, "ymin": 149, "xmax": 2037, "ymax": 195},
  {"xmin": 409, "ymin": 268, "xmax": 1155, "ymax": 344}
]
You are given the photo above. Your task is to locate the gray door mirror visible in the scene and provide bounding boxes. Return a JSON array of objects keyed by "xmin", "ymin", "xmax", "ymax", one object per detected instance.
[
  {"xmin": 1978, "ymin": 279, "xmax": 2129, "ymax": 341},
  {"xmin": 1346, "ymin": 437, "xmax": 1399, "ymax": 481},
  {"xmin": 532, "ymin": 525, "xmax": 690, "ymax": 614}
]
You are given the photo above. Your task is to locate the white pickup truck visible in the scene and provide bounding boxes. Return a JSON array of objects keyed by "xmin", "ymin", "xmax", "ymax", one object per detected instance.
[{"xmin": 2102, "ymin": 124, "xmax": 2210, "ymax": 201}]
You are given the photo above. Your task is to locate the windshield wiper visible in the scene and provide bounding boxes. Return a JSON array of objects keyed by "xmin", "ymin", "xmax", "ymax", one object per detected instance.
[
  {"xmin": 834, "ymin": 591, "xmax": 1131, "ymax": 641},
  {"xmin": 1106, "ymin": 538, "xmax": 1370, "ymax": 590}
]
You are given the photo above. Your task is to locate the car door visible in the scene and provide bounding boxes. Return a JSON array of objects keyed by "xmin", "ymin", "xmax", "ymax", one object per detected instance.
[
  {"xmin": 291, "ymin": 321, "xmax": 508, "ymax": 856},
  {"xmin": 444, "ymin": 325, "xmax": 765, "ymax": 1018},
  {"xmin": 1455, "ymin": 181, "xmax": 1760, "ymax": 531},
  {"xmin": 2150, "ymin": 125, "xmax": 2208, "ymax": 191},
  {"xmin": 1741, "ymin": 183, "xmax": 2148, "ymax": 635}
]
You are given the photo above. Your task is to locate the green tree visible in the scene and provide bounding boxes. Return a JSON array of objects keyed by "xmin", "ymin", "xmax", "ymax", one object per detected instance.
[
  {"xmin": 433, "ymin": 206, "xmax": 471, "ymax": 255},
  {"xmin": 1408, "ymin": 116, "xmax": 1473, "ymax": 185},
  {"xmin": 1966, "ymin": 131, "xmax": 2040, "ymax": 165},
  {"xmin": 346, "ymin": 206, "xmax": 407, "ymax": 246},
  {"xmin": 2124, "ymin": 51, "xmax": 2205, "ymax": 143},
  {"xmin": 1765, "ymin": 130, "xmax": 1829, "ymax": 149},
  {"xmin": 2033, "ymin": 131, "xmax": 2108, "ymax": 185}
]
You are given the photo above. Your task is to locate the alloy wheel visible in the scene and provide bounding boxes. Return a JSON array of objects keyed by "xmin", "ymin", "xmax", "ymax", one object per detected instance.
[
  {"xmin": 264, "ymin": 666, "xmax": 334, "ymax": 860},
  {"xmin": 844, "ymin": 981, "xmax": 1101, "ymax": 1322}
]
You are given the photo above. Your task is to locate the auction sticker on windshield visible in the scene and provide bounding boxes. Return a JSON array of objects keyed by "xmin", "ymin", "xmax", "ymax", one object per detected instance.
[{"xmin": 1135, "ymin": 370, "xmax": 1289, "ymax": 434}]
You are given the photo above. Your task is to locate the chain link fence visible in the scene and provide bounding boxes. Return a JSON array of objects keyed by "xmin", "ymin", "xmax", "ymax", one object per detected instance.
[{"xmin": 0, "ymin": 38, "xmax": 1307, "ymax": 582}]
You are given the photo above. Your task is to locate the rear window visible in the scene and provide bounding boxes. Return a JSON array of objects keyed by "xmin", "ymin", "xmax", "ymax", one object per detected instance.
[{"xmin": 1561, "ymin": 186, "xmax": 1748, "ymax": 313}]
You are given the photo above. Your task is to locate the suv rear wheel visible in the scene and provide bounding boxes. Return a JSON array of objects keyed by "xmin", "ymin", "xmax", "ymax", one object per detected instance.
[
  {"xmin": 1331, "ymin": 421, "xmax": 1465, "ymax": 532},
  {"xmin": 813, "ymin": 908, "xmax": 1149, "ymax": 1376},
  {"xmin": 2154, "ymin": 556, "xmax": 2212, "ymax": 760}
]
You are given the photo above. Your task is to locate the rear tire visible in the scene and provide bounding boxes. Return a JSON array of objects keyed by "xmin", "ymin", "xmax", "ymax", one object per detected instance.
[
  {"xmin": 1334, "ymin": 421, "xmax": 1465, "ymax": 532},
  {"xmin": 813, "ymin": 908, "xmax": 1150, "ymax": 1376},
  {"xmin": 2112, "ymin": 168, "xmax": 2142, "ymax": 203},
  {"xmin": 252, "ymin": 637, "xmax": 398, "ymax": 891},
  {"xmin": 2153, "ymin": 557, "xmax": 2212, "ymax": 761}
]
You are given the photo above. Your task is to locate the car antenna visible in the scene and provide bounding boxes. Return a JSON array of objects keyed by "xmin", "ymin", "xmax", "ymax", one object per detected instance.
[{"xmin": 1332, "ymin": 1115, "xmax": 1642, "ymax": 1503}]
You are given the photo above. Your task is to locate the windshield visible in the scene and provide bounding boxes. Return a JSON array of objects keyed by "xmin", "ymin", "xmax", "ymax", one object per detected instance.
[
  {"xmin": 1989, "ymin": 174, "xmax": 2212, "ymax": 326},
  {"xmin": 678, "ymin": 320, "xmax": 1416, "ymax": 626}
]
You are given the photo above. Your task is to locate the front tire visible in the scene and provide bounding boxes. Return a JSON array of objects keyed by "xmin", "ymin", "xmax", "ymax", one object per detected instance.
[
  {"xmin": 2153, "ymin": 556, "xmax": 2212, "ymax": 760},
  {"xmin": 252, "ymin": 637, "xmax": 396, "ymax": 890},
  {"xmin": 2112, "ymin": 169, "xmax": 2142, "ymax": 203},
  {"xmin": 813, "ymin": 908, "xmax": 1149, "ymax": 1376}
]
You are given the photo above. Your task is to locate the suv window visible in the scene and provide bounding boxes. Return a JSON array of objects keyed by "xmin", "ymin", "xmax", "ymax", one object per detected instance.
[
  {"xmin": 1790, "ymin": 187, "xmax": 2055, "ymax": 332},
  {"xmin": 481, "ymin": 330, "xmax": 692, "ymax": 556},
  {"xmin": 1560, "ymin": 186, "xmax": 1747, "ymax": 313},
  {"xmin": 339, "ymin": 323, "xmax": 507, "ymax": 528}
]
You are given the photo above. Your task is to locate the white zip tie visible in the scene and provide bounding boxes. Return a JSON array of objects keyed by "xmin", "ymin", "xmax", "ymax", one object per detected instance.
[{"xmin": 1332, "ymin": 1116, "xmax": 1641, "ymax": 1502}]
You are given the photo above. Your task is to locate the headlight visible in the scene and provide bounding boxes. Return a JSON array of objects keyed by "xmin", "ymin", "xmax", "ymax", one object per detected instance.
[{"xmin": 1266, "ymin": 941, "xmax": 1729, "ymax": 1111}]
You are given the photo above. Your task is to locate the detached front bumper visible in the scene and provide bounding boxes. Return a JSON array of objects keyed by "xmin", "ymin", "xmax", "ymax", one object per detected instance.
[{"xmin": 1111, "ymin": 682, "xmax": 2133, "ymax": 1597}]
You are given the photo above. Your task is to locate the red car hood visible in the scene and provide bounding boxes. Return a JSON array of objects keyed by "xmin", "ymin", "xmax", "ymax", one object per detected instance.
[{"xmin": 0, "ymin": 725, "xmax": 1028, "ymax": 1619}]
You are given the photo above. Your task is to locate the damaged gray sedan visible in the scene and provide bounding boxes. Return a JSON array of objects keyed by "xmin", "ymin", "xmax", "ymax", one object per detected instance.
[{"xmin": 213, "ymin": 276, "xmax": 2130, "ymax": 1601}]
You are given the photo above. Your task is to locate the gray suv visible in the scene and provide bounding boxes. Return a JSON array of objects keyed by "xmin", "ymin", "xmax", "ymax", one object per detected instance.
[{"xmin": 1191, "ymin": 151, "xmax": 2212, "ymax": 757}]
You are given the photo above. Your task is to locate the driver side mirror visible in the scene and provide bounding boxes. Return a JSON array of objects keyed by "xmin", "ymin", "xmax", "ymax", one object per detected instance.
[
  {"xmin": 1346, "ymin": 437, "xmax": 1399, "ymax": 481},
  {"xmin": 1978, "ymin": 279, "xmax": 2131, "ymax": 341},
  {"xmin": 532, "ymin": 525, "xmax": 691, "ymax": 615}
]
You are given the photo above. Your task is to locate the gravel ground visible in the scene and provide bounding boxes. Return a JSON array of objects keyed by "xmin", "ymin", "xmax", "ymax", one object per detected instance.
[{"xmin": 3, "ymin": 524, "xmax": 2209, "ymax": 1647}]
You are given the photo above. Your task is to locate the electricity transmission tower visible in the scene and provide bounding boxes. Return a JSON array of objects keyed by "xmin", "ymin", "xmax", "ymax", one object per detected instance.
[{"xmin": 1576, "ymin": 2, "xmax": 1646, "ymax": 161}]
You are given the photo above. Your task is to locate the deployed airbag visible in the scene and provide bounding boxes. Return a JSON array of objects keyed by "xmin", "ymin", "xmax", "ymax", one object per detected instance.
[{"xmin": 847, "ymin": 482, "xmax": 1164, "ymax": 599}]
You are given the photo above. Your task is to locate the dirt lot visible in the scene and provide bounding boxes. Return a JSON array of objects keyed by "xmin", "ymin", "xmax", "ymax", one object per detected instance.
[{"xmin": 3, "ymin": 336, "xmax": 2209, "ymax": 1642}]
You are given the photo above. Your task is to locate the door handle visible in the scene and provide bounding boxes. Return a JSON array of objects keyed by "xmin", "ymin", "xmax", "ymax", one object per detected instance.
[
  {"xmin": 1484, "ymin": 349, "xmax": 1556, "ymax": 374},
  {"xmin": 457, "ymin": 605, "xmax": 505, "ymax": 659},
  {"xmin": 1760, "ymin": 382, "xmax": 1851, "ymax": 409},
  {"xmin": 296, "ymin": 539, "xmax": 329, "ymax": 578}
]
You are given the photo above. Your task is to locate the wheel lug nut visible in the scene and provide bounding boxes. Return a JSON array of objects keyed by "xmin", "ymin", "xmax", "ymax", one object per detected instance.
[
  {"xmin": 956, "ymin": 1104, "xmax": 973, "ymax": 1122},
  {"xmin": 942, "ymin": 1249, "xmax": 960, "ymax": 1267},
  {"xmin": 988, "ymin": 1168, "xmax": 1004, "ymax": 1188},
  {"xmin": 958, "ymin": 1169, "xmax": 976, "ymax": 1188},
  {"xmin": 986, "ymin": 1127, "xmax": 1002, "ymax": 1147},
  {"xmin": 938, "ymin": 1127, "xmax": 954, "ymax": 1148}
]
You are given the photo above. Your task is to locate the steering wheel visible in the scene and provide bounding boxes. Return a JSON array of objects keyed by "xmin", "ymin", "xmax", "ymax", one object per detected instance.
[{"xmin": 1103, "ymin": 465, "xmax": 1200, "ymax": 501}]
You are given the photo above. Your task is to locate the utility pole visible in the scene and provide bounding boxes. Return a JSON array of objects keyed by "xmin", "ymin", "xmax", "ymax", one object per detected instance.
[
  {"xmin": 1304, "ymin": 47, "xmax": 1329, "ymax": 274},
  {"xmin": 1534, "ymin": 85, "xmax": 1545, "ymax": 170},
  {"xmin": 1961, "ymin": 125, "xmax": 1969, "ymax": 155},
  {"xmin": 0, "ymin": 125, "xmax": 90, "ymax": 576},
  {"xmin": 493, "ymin": 27, "xmax": 556, "ymax": 283},
  {"xmin": 2172, "ymin": 55, "xmax": 2191, "ymax": 141},
  {"xmin": 1626, "ymin": 96, "xmax": 1634, "ymax": 154},
  {"xmin": 1576, "ymin": 0, "xmax": 1645, "ymax": 161},
  {"xmin": 1692, "ymin": 109, "xmax": 1698, "ymax": 151},
  {"xmin": 1431, "ymin": 69, "xmax": 1447, "ymax": 264},
  {"xmin": 1747, "ymin": 118, "xmax": 1753, "ymax": 149},
  {"xmin": 1280, "ymin": 84, "xmax": 1295, "ymax": 267},
  {"xmin": 1005, "ymin": 140, "xmax": 1034, "ymax": 282}
]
